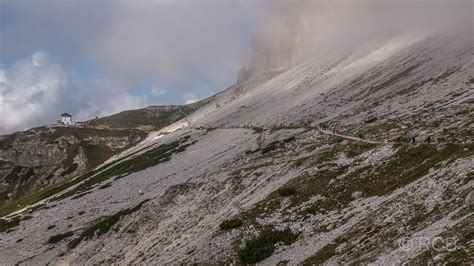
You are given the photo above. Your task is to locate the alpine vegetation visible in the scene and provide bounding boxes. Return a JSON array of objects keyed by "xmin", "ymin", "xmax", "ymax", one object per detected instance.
[{"xmin": 0, "ymin": 0, "xmax": 472, "ymax": 264}]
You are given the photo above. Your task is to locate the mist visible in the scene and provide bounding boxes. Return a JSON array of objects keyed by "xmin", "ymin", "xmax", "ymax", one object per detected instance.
[
  {"xmin": 0, "ymin": 0, "xmax": 472, "ymax": 134},
  {"xmin": 253, "ymin": 0, "xmax": 472, "ymax": 69}
]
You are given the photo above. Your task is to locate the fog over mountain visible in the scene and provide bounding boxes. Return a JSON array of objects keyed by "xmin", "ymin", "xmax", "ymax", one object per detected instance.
[
  {"xmin": 0, "ymin": 0, "xmax": 471, "ymax": 134},
  {"xmin": 0, "ymin": 1, "xmax": 473, "ymax": 264}
]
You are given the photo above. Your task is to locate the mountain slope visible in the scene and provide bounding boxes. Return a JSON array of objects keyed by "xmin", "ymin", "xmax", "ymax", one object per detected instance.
[
  {"xmin": 0, "ymin": 28, "xmax": 472, "ymax": 264},
  {"xmin": 0, "ymin": 101, "xmax": 211, "ymax": 208},
  {"xmin": 87, "ymin": 99, "xmax": 212, "ymax": 131}
]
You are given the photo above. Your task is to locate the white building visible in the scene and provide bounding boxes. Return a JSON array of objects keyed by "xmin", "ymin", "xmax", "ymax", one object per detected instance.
[{"xmin": 60, "ymin": 113, "xmax": 74, "ymax": 125}]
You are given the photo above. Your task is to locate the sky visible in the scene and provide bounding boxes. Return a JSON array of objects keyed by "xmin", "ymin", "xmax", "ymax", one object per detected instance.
[
  {"xmin": 0, "ymin": 0, "xmax": 262, "ymax": 134},
  {"xmin": 0, "ymin": 0, "xmax": 471, "ymax": 134}
]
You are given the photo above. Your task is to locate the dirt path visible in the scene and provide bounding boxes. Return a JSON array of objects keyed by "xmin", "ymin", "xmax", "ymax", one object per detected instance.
[
  {"xmin": 318, "ymin": 129, "xmax": 386, "ymax": 144},
  {"xmin": 178, "ymin": 109, "xmax": 189, "ymax": 117},
  {"xmin": 191, "ymin": 125, "xmax": 387, "ymax": 145}
]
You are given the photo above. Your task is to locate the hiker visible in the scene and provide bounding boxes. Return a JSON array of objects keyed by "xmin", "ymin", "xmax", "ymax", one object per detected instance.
[
  {"xmin": 426, "ymin": 136, "xmax": 432, "ymax": 144},
  {"xmin": 358, "ymin": 133, "xmax": 364, "ymax": 140},
  {"xmin": 412, "ymin": 136, "xmax": 416, "ymax": 144}
]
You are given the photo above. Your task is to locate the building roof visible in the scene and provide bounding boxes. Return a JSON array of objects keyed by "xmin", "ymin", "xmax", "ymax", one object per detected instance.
[{"xmin": 61, "ymin": 113, "xmax": 72, "ymax": 117}]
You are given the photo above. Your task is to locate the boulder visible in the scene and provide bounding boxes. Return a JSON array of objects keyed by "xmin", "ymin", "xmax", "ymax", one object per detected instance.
[
  {"xmin": 436, "ymin": 144, "xmax": 446, "ymax": 151},
  {"xmin": 465, "ymin": 191, "xmax": 474, "ymax": 209},
  {"xmin": 352, "ymin": 191, "xmax": 363, "ymax": 200}
]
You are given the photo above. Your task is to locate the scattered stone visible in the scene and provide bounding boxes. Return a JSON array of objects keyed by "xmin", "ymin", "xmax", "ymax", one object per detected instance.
[
  {"xmin": 436, "ymin": 144, "xmax": 446, "ymax": 151},
  {"xmin": 327, "ymin": 224, "xmax": 335, "ymax": 230},
  {"xmin": 433, "ymin": 254, "xmax": 444, "ymax": 262},
  {"xmin": 335, "ymin": 242, "xmax": 347, "ymax": 253},
  {"xmin": 351, "ymin": 191, "xmax": 363, "ymax": 200},
  {"xmin": 465, "ymin": 191, "xmax": 474, "ymax": 209},
  {"xmin": 397, "ymin": 227, "xmax": 405, "ymax": 234}
]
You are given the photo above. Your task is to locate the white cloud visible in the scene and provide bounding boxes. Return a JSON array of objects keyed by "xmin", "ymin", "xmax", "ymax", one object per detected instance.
[
  {"xmin": 0, "ymin": 52, "xmax": 67, "ymax": 133},
  {"xmin": 150, "ymin": 86, "xmax": 168, "ymax": 96},
  {"xmin": 0, "ymin": 69, "xmax": 7, "ymax": 84},
  {"xmin": 31, "ymin": 51, "xmax": 50, "ymax": 68},
  {"xmin": 182, "ymin": 93, "xmax": 199, "ymax": 105},
  {"xmin": 0, "ymin": 52, "xmax": 146, "ymax": 134}
]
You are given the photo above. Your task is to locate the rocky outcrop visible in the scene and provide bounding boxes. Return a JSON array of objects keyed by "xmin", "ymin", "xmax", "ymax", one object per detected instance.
[
  {"xmin": 0, "ymin": 27, "xmax": 472, "ymax": 265},
  {"xmin": 0, "ymin": 101, "xmax": 209, "ymax": 206},
  {"xmin": 0, "ymin": 127, "xmax": 145, "ymax": 204}
]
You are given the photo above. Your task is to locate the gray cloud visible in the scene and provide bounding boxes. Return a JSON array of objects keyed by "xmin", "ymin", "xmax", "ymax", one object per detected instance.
[
  {"xmin": 0, "ymin": 0, "xmax": 471, "ymax": 134},
  {"xmin": 0, "ymin": 51, "xmax": 145, "ymax": 133},
  {"xmin": 255, "ymin": 0, "xmax": 472, "ymax": 66},
  {"xmin": 1, "ymin": 0, "xmax": 256, "ymax": 88}
]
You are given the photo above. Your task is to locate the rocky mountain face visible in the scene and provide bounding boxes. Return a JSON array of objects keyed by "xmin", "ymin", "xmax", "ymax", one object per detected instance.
[
  {"xmin": 87, "ymin": 100, "xmax": 211, "ymax": 131},
  {"xmin": 0, "ymin": 127, "xmax": 145, "ymax": 205},
  {"xmin": 0, "ymin": 101, "xmax": 208, "ymax": 207},
  {"xmin": 0, "ymin": 27, "xmax": 473, "ymax": 265}
]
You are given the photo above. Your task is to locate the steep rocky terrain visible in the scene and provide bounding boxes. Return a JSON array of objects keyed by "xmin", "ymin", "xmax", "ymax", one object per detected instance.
[
  {"xmin": 0, "ymin": 127, "xmax": 145, "ymax": 206},
  {"xmin": 0, "ymin": 101, "xmax": 208, "ymax": 207},
  {"xmin": 86, "ymin": 100, "xmax": 211, "ymax": 131},
  {"xmin": 0, "ymin": 27, "xmax": 472, "ymax": 265}
]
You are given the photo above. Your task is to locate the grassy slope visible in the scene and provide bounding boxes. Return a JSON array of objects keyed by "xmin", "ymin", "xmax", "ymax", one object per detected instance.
[
  {"xmin": 87, "ymin": 99, "xmax": 212, "ymax": 130},
  {"xmin": 0, "ymin": 100, "xmax": 208, "ymax": 216}
]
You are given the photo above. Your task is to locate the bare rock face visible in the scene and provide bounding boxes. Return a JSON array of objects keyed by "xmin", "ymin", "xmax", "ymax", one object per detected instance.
[
  {"xmin": 0, "ymin": 127, "xmax": 144, "ymax": 205},
  {"xmin": 1, "ymin": 27, "xmax": 473, "ymax": 266}
]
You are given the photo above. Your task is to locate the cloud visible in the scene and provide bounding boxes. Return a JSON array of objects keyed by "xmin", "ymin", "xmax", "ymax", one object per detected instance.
[
  {"xmin": 182, "ymin": 93, "xmax": 199, "ymax": 105},
  {"xmin": 0, "ymin": 52, "xmax": 68, "ymax": 132},
  {"xmin": 31, "ymin": 51, "xmax": 50, "ymax": 68},
  {"xmin": 0, "ymin": 0, "xmax": 257, "ymax": 96},
  {"xmin": 255, "ymin": 0, "xmax": 473, "ymax": 66},
  {"xmin": 0, "ymin": 0, "xmax": 471, "ymax": 134},
  {"xmin": 150, "ymin": 86, "xmax": 168, "ymax": 96},
  {"xmin": 0, "ymin": 52, "xmax": 145, "ymax": 134}
]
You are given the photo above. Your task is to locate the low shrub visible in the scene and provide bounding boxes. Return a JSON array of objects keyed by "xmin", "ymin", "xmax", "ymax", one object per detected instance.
[
  {"xmin": 238, "ymin": 228, "xmax": 298, "ymax": 263},
  {"xmin": 68, "ymin": 199, "xmax": 149, "ymax": 250},
  {"xmin": 278, "ymin": 187, "xmax": 296, "ymax": 197},
  {"xmin": 48, "ymin": 231, "xmax": 74, "ymax": 244},
  {"xmin": 0, "ymin": 217, "xmax": 20, "ymax": 233},
  {"xmin": 61, "ymin": 163, "xmax": 78, "ymax": 176},
  {"xmin": 98, "ymin": 182, "xmax": 112, "ymax": 189},
  {"xmin": 219, "ymin": 218, "xmax": 243, "ymax": 230}
]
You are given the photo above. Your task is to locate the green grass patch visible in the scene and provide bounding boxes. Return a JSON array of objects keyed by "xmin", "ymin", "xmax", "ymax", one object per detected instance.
[
  {"xmin": 0, "ymin": 133, "xmax": 17, "ymax": 150},
  {"xmin": 61, "ymin": 163, "xmax": 78, "ymax": 176},
  {"xmin": 0, "ymin": 217, "xmax": 21, "ymax": 233},
  {"xmin": 98, "ymin": 182, "xmax": 112, "ymax": 190},
  {"xmin": 47, "ymin": 231, "xmax": 74, "ymax": 244},
  {"xmin": 303, "ymin": 241, "xmax": 338, "ymax": 265},
  {"xmin": 87, "ymin": 99, "xmax": 209, "ymax": 130},
  {"xmin": 68, "ymin": 199, "xmax": 149, "ymax": 250},
  {"xmin": 219, "ymin": 218, "xmax": 243, "ymax": 230},
  {"xmin": 238, "ymin": 227, "xmax": 298, "ymax": 264},
  {"xmin": 55, "ymin": 136, "xmax": 195, "ymax": 200},
  {"xmin": 278, "ymin": 187, "xmax": 297, "ymax": 197},
  {"xmin": 0, "ymin": 169, "xmax": 99, "ymax": 218},
  {"xmin": 261, "ymin": 137, "xmax": 297, "ymax": 155},
  {"xmin": 47, "ymin": 224, "xmax": 56, "ymax": 230}
]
